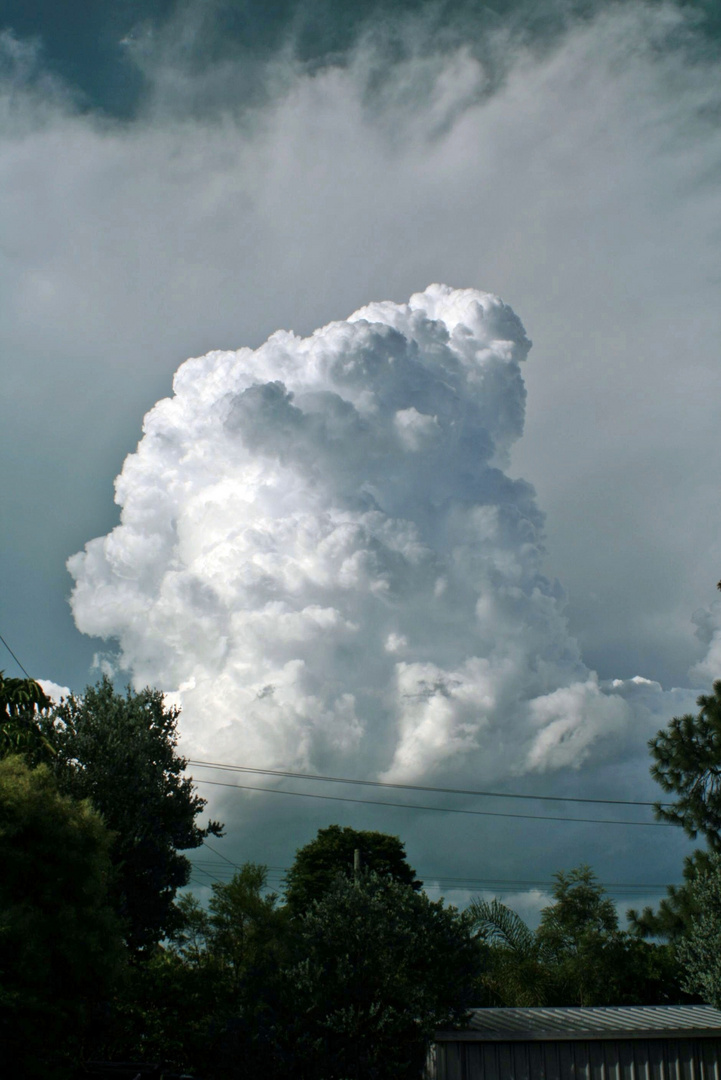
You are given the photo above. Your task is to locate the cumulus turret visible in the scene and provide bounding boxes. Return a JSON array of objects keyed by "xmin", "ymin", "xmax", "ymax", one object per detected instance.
[{"xmin": 68, "ymin": 285, "xmax": 633, "ymax": 782}]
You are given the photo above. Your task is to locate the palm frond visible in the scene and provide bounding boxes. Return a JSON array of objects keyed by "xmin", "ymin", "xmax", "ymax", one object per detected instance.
[{"xmin": 467, "ymin": 897, "xmax": 536, "ymax": 954}]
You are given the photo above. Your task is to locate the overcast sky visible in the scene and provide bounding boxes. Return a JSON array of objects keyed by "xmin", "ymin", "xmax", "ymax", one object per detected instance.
[{"xmin": 2, "ymin": 0, "xmax": 721, "ymax": 919}]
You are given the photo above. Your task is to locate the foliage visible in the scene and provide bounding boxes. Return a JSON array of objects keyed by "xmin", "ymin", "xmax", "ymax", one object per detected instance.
[
  {"xmin": 675, "ymin": 852, "xmax": 721, "ymax": 1007},
  {"xmin": 87, "ymin": 944, "xmax": 220, "ymax": 1074},
  {"xmin": 537, "ymin": 866, "xmax": 684, "ymax": 1005},
  {"xmin": 0, "ymin": 670, "xmax": 51, "ymax": 715},
  {"xmin": 0, "ymin": 755, "xmax": 124, "ymax": 1077},
  {"xmin": 43, "ymin": 676, "xmax": 223, "ymax": 953},
  {"xmin": 0, "ymin": 670, "xmax": 53, "ymax": 759},
  {"xmin": 91, "ymin": 851, "xmax": 474, "ymax": 1079},
  {"xmin": 535, "ymin": 864, "xmax": 618, "ymax": 1004},
  {"xmin": 201, "ymin": 866, "xmax": 290, "ymax": 1078},
  {"xmin": 628, "ymin": 848, "xmax": 714, "ymax": 940},
  {"xmin": 285, "ymin": 870, "xmax": 480, "ymax": 1080},
  {"xmin": 469, "ymin": 866, "xmax": 686, "ymax": 1007},
  {"xmin": 649, "ymin": 680, "xmax": 721, "ymax": 848},
  {"xmin": 468, "ymin": 897, "xmax": 548, "ymax": 1006},
  {"xmin": 538, "ymin": 865, "xmax": 618, "ymax": 944},
  {"xmin": 630, "ymin": 681, "xmax": 721, "ymax": 939},
  {"xmin": 284, "ymin": 823, "xmax": 421, "ymax": 913},
  {"xmin": 471, "ymin": 896, "xmax": 536, "ymax": 952},
  {"xmin": 94, "ymin": 866, "xmax": 291, "ymax": 1078},
  {"xmin": 205, "ymin": 863, "xmax": 287, "ymax": 989}
]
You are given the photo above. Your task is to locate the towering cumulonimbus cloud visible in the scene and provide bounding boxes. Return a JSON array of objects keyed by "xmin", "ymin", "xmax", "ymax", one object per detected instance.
[{"xmin": 68, "ymin": 284, "xmax": 633, "ymax": 783}]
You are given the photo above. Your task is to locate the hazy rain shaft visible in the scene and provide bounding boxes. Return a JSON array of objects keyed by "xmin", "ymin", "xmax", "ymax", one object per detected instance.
[{"xmin": 69, "ymin": 284, "xmax": 657, "ymax": 786}]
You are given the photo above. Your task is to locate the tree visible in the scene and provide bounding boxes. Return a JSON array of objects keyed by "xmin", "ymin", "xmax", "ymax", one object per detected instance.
[
  {"xmin": 88, "ymin": 941, "xmax": 222, "ymax": 1073},
  {"xmin": 284, "ymin": 823, "xmax": 421, "ymax": 913},
  {"xmin": 0, "ymin": 755, "xmax": 124, "ymax": 1077},
  {"xmin": 205, "ymin": 864, "xmax": 287, "ymax": 991},
  {"xmin": 630, "ymin": 682, "xmax": 721, "ymax": 939},
  {"xmin": 0, "ymin": 670, "xmax": 53, "ymax": 759},
  {"xmin": 628, "ymin": 848, "xmax": 713, "ymax": 940},
  {"xmin": 286, "ymin": 870, "xmax": 480, "ymax": 1080},
  {"xmin": 43, "ymin": 677, "xmax": 223, "ymax": 953},
  {"xmin": 536, "ymin": 865, "xmax": 631, "ymax": 1006},
  {"xmin": 649, "ymin": 681, "xmax": 721, "ymax": 847},
  {"xmin": 89, "ymin": 866, "xmax": 291, "ymax": 1078},
  {"xmin": 467, "ymin": 897, "xmax": 549, "ymax": 1006},
  {"xmin": 202, "ymin": 866, "xmax": 290, "ymax": 1077},
  {"xmin": 538, "ymin": 865, "xmax": 618, "ymax": 942},
  {"xmin": 675, "ymin": 852, "xmax": 721, "ymax": 1007},
  {"xmin": 469, "ymin": 866, "xmax": 686, "ymax": 1007}
]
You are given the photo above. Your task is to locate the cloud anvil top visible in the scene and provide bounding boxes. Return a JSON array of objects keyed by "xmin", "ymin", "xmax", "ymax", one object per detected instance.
[{"xmin": 67, "ymin": 285, "xmax": 694, "ymax": 793}]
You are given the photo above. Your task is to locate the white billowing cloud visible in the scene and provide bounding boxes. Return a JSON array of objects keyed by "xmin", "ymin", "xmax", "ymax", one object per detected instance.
[
  {"xmin": 37, "ymin": 678, "xmax": 71, "ymax": 703},
  {"xmin": 2, "ymin": 4, "xmax": 719, "ymax": 905},
  {"xmin": 525, "ymin": 677, "xmax": 630, "ymax": 774},
  {"xmin": 3, "ymin": 2, "xmax": 721, "ymax": 708},
  {"xmin": 68, "ymin": 284, "xmax": 671, "ymax": 785}
]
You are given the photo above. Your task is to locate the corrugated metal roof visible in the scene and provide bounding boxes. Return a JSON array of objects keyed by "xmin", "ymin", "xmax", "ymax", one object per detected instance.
[{"xmin": 436, "ymin": 1006, "xmax": 721, "ymax": 1042}]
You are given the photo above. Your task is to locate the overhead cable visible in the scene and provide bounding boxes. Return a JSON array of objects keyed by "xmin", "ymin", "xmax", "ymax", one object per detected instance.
[
  {"xmin": 193, "ymin": 776, "xmax": 670, "ymax": 827},
  {"xmin": 191, "ymin": 859, "xmax": 675, "ymax": 892},
  {"xmin": 0, "ymin": 632, "xmax": 32, "ymax": 679},
  {"xmin": 187, "ymin": 758, "xmax": 666, "ymax": 808}
]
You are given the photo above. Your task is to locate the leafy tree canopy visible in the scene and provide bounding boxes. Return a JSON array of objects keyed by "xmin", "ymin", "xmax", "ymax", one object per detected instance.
[
  {"xmin": 0, "ymin": 755, "xmax": 124, "ymax": 1077},
  {"xmin": 284, "ymin": 823, "xmax": 421, "ymax": 913},
  {"xmin": 630, "ymin": 681, "xmax": 721, "ymax": 939},
  {"xmin": 43, "ymin": 676, "xmax": 223, "ymax": 954},
  {"xmin": 179, "ymin": 865, "xmax": 290, "ymax": 1078},
  {"xmin": 468, "ymin": 896, "xmax": 547, "ymax": 1007},
  {"xmin": 470, "ymin": 865, "xmax": 685, "ymax": 1007},
  {"xmin": 649, "ymin": 680, "xmax": 721, "ymax": 848},
  {"xmin": 287, "ymin": 870, "xmax": 479, "ymax": 1080},
  {"xmin": 628, "ymin": 847, "xmax": 714, "ymax": 940},
  {"xmin": 537, "ymin": 864, "xmax": 618, "ymax": 951},
  {"xmin": 87, "ymin": 942, "xmax": 223, "ymax": 1074},
  {"xmin": 675, "ymin": 851, "xmax": 721, "ymax": 1007},
  {"xmin": 205, "ymin": 863, "xmax": 286, "ymax": 986},
  {"xmin": 102, "ymin": 867, "xmax": 292, "ymax": 1078},
  {"xmin": 172, "ymin": 863, "xmax": 288, "ymax": 994},
  {"xmin": 0, "ymin": 670, "xmax": 53, "ymax": 759}
]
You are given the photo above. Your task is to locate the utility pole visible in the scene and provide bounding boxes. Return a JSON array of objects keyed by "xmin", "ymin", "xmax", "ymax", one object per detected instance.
[{"xmin": 353, "ymin": 847, "xmax": 362, "ymax": 881}]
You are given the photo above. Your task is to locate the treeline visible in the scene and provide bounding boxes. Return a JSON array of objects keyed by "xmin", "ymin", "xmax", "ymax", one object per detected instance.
[{"xmin": 1, "ymin": 673, "xmax": 721, "ymax": 1079}]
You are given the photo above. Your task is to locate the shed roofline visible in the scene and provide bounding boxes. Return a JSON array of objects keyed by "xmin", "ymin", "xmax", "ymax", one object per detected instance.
[{"xmin": 434, "ymin": 1029, "xmax": 721, "ymax": 1044}]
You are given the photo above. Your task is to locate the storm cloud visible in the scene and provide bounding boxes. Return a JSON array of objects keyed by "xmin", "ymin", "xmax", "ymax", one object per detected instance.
[
  {"xmin": 3, "ymin": 0, "xmax": 720, "ymax": 902},
  {"xmin": 69, "ymin": 285, "xmax": 683, "ymax": 793}
]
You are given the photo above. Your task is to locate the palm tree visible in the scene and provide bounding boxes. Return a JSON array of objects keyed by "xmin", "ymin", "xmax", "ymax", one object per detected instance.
[{"xmin": 467, "ymin": 897, "xmax": 549, "ymax": 1006}]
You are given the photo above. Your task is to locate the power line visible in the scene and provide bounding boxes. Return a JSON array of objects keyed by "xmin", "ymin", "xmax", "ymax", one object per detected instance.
[
  {"xmin": 191, "ymin": 862, "xmax": 225, "ymax": 885},
  {"xmin": 187, "ymin": 758, "xmax": 666, "ymax": 808},
  {"xmin": 193, "ymin": 776, "xmax": 670, "ymax": 827},
  {"xmin": 0, "ymin": 632, "xmax": 31, "ymax": 679},
  {"xmin": 200, "ymin": 841, "xmax": 289, "ymax": 897},
  {"xmin": 202, "ymin": 839, "xmax": 247, "ymax": 870},
  {"xmin": 201, "ymin": 842, "xmax": 288, "ymax": 873},
  {"xmin": 188, "ymin": 875, "xmax": 213, "ymax": 890},
  {"xmin": 191, "ymin": 860, "xmax": 674, "ymax": 893}
]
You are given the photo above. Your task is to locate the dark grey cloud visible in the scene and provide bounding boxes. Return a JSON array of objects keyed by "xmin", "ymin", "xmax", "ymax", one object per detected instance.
[{"xmin": 2, "ymin": 1, "xmax": 720, "ymax": 118}]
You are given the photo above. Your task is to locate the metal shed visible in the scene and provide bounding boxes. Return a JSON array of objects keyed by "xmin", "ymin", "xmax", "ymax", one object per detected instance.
[{"xmin": 427, "ymin": 1005, "xmax": 721, "ymax": 1080}]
